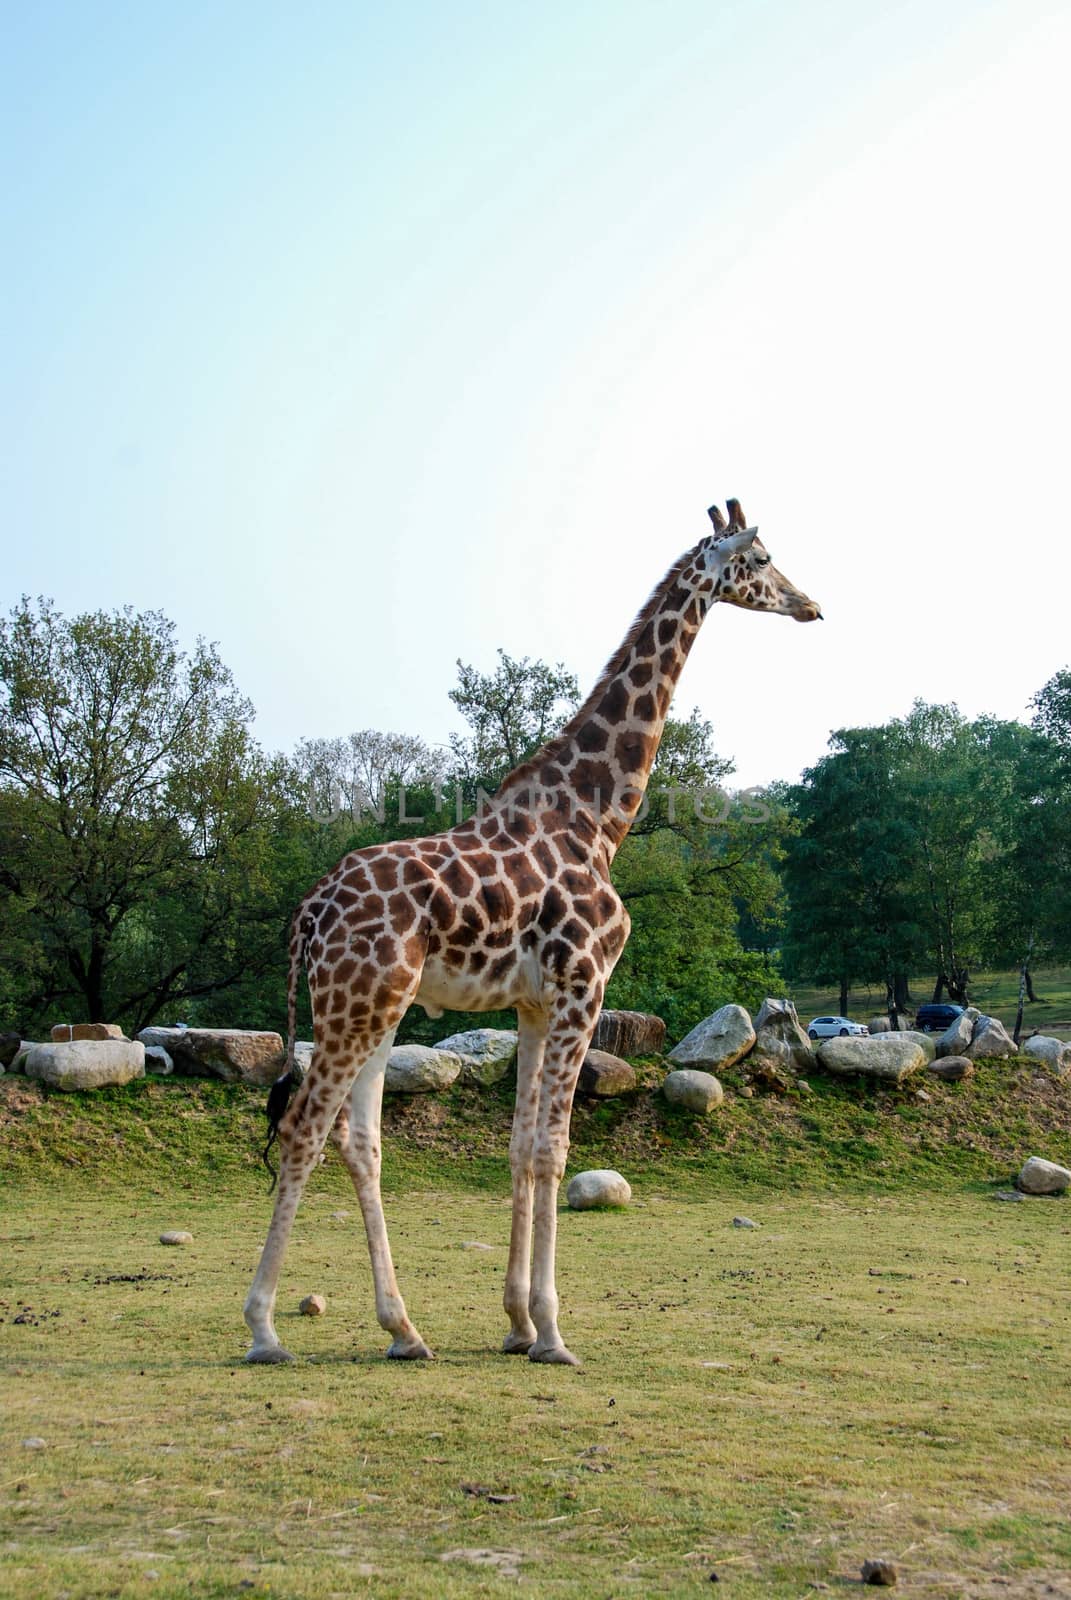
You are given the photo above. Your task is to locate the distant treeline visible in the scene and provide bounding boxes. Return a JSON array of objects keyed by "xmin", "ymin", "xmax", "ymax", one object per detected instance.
[{"xmin": 1, "ymin": 598, "xmax": 1067, "ymax": 1041}]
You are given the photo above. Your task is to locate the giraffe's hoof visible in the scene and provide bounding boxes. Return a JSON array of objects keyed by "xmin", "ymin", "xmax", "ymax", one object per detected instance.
[
  {"xmin": 529, "ymin": 1341, "xmax": 581, "ymax": 1367},
  {"xmin": 244, "ymin": 1344, "xmax": 296, "ymax": 1364},
  {"xmin": 386, "ymin": 1337, "xmax": 434, "ymax": 1360},
  {"xmin": 502, "ymin": 1331, "xmax": 536, "ymax": 1355}
]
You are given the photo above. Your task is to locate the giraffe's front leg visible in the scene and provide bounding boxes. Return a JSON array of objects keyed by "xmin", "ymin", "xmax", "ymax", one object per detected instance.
[
  {"xmin": 527, "ymin": 1021, "xmax": 592, "ymax": 1367},
  {"xmin": 502, "ymin": 1009, "xmax": 546, "ymax": 1354}
]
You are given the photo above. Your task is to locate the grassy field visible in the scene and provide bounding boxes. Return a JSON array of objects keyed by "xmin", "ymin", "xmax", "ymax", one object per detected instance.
[
  {"xmin": 2, "ymin": 1057, "xmax": 1071, "ymax": 1599},
  {"xmin": 2, "ymin": 1178, "xmax": 1069, "ymax": 1599},
  {"xmin": 789, "ymin": 966, "xmax": 1071, "ymax": 1037}
]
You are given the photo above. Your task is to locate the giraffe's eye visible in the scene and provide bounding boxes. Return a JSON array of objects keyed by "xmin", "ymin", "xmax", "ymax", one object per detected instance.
[{"xmin": 755, "ymin": 553, "xmax": 771, "ymax": 567}]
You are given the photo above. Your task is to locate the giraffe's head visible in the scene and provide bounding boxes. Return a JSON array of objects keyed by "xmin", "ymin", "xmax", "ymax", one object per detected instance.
[{"xmin": 704, "ymin": 500, "xmax": 822, "ymax": 622}]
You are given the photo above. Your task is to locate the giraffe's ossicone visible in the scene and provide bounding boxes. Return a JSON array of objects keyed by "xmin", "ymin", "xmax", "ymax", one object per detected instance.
[{"xmin": 244, "ymin": 499, "xmax": 821, "ymax": 1366}]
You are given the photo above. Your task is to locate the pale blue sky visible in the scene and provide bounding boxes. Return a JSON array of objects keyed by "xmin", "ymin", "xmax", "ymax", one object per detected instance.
[{"xmin": 4, "ymin": 0, "xmax": 1069, "ymax": 785}]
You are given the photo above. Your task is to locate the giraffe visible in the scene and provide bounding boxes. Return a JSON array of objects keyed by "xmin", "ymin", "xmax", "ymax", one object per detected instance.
[{"xmin": 244, "ymin": 498, "xmax": 821, "ymax": 1367}]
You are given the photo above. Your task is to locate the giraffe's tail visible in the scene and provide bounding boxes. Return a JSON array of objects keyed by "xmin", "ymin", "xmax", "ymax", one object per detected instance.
[{"xmin": 262, "ymin": 908, "xmax": 308, "ymax": 1192}]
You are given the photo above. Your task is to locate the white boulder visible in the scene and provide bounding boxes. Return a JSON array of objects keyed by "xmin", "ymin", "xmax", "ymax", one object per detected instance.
[
  {"xmin": 384, "ymin": 1045, "xmax": 463, "ymax": 1093},
  {"xmin": 898, "ymin": 1030, "xmax": 937, "ymax": 1063},
  {"xmin": 1020, "ymin": 1035, "xmax": 1071, "ymax": 1075},
  {"xmin": 662, "ymin": 1069, "xmax": 725, "ymax": 1113},
  {"xmin": 965, "ymin": 1015, "xmax": 1018, "ymax": 1061},
  {"xmin": 24, "ymin": 1039, "xmax": 145, "ymax": 1091},
  {"xmin": 1016, "ymin": 1156, "xmax": 1070, "ymax": 1196},
  {"xmin": 566, "ymin": 1169, "xmax": 631, "ymax": 1209},
  {"xmin": 434, "ymin": 1028, "xmax": 518, "ymax": 1085},
  {"xmin": 815, "ymin": 1035, "xmax": 925, "ymax": 1082},
  {"xmin": 936, "ymin": 1014, "xmax": 974, "ymax": 1058},
  {"xmin": 749, "ymin": 998, "xmax": 813, "ymax": 1076},
  {"xmin": 137, "ymin": 1027, "xmax": 285, "ymax": 1086},
  {"xmin": 668, "ymin": 1004, "xmax": 755, "ymax": 1072}
]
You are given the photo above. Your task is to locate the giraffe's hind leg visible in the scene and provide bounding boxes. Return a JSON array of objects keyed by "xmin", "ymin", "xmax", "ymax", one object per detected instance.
[
  {"xmin": 328, "ymin": 1031, "xmax": 432, "ymax": 1360},
  {"xmin": 244, "ymin": 1034, "xmax": 381, "ymax": 1363}
]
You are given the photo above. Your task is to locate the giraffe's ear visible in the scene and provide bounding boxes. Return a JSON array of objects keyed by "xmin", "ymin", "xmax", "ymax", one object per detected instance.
[
  {"xmin": 726, "ymin": 498, "xmax": 747, "ymax": 529},
  {"xmin": 718, "ymin": 526, "xmax": 759, "ymax": 557},
  {"xmin": 707, "ymin": 503, "xmax": 728, "ymax": 533}
]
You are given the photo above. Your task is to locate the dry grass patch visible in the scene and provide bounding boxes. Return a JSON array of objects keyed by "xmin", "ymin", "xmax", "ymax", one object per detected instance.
[{"xmin": 1, "ymin": 1180, "xmax": 1069, "ymax": 1598}]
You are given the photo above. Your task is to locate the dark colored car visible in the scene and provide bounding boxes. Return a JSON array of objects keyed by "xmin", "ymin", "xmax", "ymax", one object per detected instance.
[{"xmin": 914, "ymin": 1003, "xmax": 965, "ymax": 1034}]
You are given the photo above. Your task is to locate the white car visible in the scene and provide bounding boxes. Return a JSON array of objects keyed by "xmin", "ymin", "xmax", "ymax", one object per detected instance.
[{"xmin": 807, "ymin": 1015, "xmax": 870, "ymax": 1040}]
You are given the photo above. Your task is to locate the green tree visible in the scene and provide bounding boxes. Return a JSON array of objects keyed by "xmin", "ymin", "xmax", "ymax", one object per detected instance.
[
  {"xmin": 448, "ymin": 649, "xmax": 579, "ymax": 790},
  {"xmin": 781, "ymin": 726, "xmax": 923, "ymax": 1015},
  {"xmin": 0, "ymin": 598, "xmax": 300, "ymax": 1032}
]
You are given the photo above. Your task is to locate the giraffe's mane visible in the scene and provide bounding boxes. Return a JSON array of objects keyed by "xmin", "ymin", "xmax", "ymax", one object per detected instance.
[{"xmin": 494, "ymin": 537, "xmax": 706, "ymax": 797}]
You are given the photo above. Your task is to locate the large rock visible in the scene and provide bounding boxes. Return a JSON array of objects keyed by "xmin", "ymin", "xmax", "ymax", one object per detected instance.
[
  {"xmin": 927, "ymin": 1055, "xmax": 975, "ymax": 1082},
  {"xmin": 50, "ymin": 1022, "xmax": 127, "ymax": 1043},
  {"xmin": 143, "ymin": 1045, "xmax": 174, "ymax": 1075},
  {"xmin": 965, "ymin": 1015, "xmax": 1018, "ymax": 1061},
  {"xmin": 898, "ymin": 1030, "xmax": 937, "ymax": 1064},
  {"xmin": 137, "ymin": 1027, "xmax": 284, "ymax": 1085},
  {"xmin": 1020, "ymin": 1035, "xmax": 1071, "ymax": 1075},
  {"xmin": 434, "ymin": 1028, "xmax": 517, "ymax": 1085},
  {"xmin": 662, "ymin": 1068, "xmax": 724, "ymax": 1113},
  {"xmin": 292, "ymin": 1041, "xmax": 314, "ymax": 1082},
  {"xmin": 566, "ymin": 1169, "xmax": 631, "ymax": 1209},
  {"xmin": 868, "ymin": 1016, "xmax": 892, "ymax": 1034},
  {"xmin": 936, "ymin": 1014, "xmax": 974, "ymax": 1058},
  {"xmin": 816, "ymin": 1035, "xmax": 926, "ymax": 1082},
  {"xmin": 1016, "ymin": 1156, "xmax": 1071, "ymax": 1196},
  {"xmin": 0, "ymin": 1033, "xmax": 22, "ymax": 1069},
  {"xmin": 384, "ymin": 1045, "xmax": 463, "ymax": 1094},
  {"xmin": 591, "ymin": 1010, "xmax": 666, "ymax": 1058},
  {"xmin": 749, "ymin": 998, "xmax": 813, "ymax": 1077},
  {"xmin": 24, "ymin": 1039, "xmax": 145, "ymax": 1091},
  {"xmin": 578, "ymin": 1049, "xmax": 636, "ymax": 1097},
  {"xmin": 668, "ymin": 1004, "xmax": 755, "ymax": 1072}
]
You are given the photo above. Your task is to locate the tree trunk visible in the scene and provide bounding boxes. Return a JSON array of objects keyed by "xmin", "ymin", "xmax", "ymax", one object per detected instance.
[
  {"xmin": 1025, "ymin": 968, "xmax": 1039, "ymax": 1003},
  {"xmin": 839, "ymin": 975, "xmax": 849, "ymax": 1016},
  {"xmin": 932, "ymin": 974, "xmax": 947, "ymax": 1003},
  {"xmin": 894, "ymin": 972, "xmax": 911, "ymax": 1014},
  {"xmin": 885, "ymin": 978, "xmax": 900, "ymax": 1032},
  {"xmin": 1013, "ymin": 963, "xmax": 1027, "ymax": 1046}
]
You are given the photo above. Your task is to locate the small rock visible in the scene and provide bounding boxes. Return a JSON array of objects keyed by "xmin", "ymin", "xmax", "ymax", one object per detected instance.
[
  {"xmin": 22, "ymin": 1437, "xmax": 47, "ymax": 1449},
  {"xmin": 143, "ymin": 1044, "xmax": 174, "ymax": 1075},
  {"xmin": 663, "ymin": 1068, "xmax": 724, "ymax": 1113},
  {"xmin": 994, "ymin": 1189, "xmax": 1025, "ymax": 1202},
  {"xmin": 732, "ymin": 1216, "xmax": 759, "ymax": 1229},
  {"xmin": 577, "ymin": 1048, "xmax": 637, "ymax": 1098},
  {"xmin": 927, "ymin": 1056, "xmax": 974, "ymax": 1082},
  {"xmin": 949, "ymin": 1277, "xmax": 968, "ymax": 1285},
  {"xmin": 1017, "ymin": 1155, "xmax": 1071, "ymax": 1195},
  {"xmin": 566, "ymin": 1169, "xmax": 631, "ymax": 1210},
  {"xmin": 159, "ymin": 1230, "xmax": 193, "ymax": 1246},
  {"xmin": 299, "ymin": 1294, "xmax": 326, "ymax": 1316},
  {"xmin": 914, "ymin": 1088, "xmax": 932, "ymax": 1102},
  {"xmin": 861, "ymin": 1558, "xmax": 898, "ymax": 1585},
  {"xmin": 330, "ymin": 1210, "xmax": 350, "ymax": 1221},
  {"xmin": 461, "ymin": 1241, "xmax": 494, "ymax": 1251},
  {"xmin": 50, "ymin": 1022, "xmax": 127, "ymax": 1042},
  {"xmin": 385, "ymin": 1044, "xmax": 463, "ymax": 1094},
  {"xmin": 796, "ymin": 1078, "xmax": 813, "ymax": 1094}
]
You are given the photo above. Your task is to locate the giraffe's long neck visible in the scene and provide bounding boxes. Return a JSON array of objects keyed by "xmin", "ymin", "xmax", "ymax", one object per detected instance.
[{"xmin": 494, "ymin": 539, "xmax": 715, "ymax": 857}]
